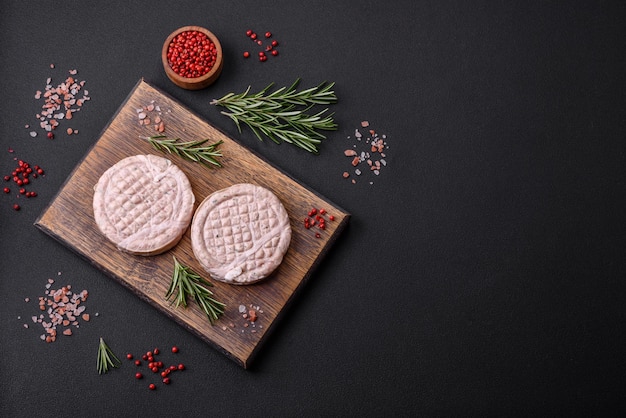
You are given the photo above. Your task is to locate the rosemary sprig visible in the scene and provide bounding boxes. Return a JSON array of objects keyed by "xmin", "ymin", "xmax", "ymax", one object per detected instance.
[
  {"xmin": 97, "ymin": 337, "xmax": 121, "ymax": 375},
  {"xmin": 142, "ymin": 135, "xmax": 223, "ymax": 168},
  {"xmin": 210, "ymin": 79, "xmax": 338, "ymax": 153},
  {"xmin": 165, "ymin": 256, "xmax": 225, "ymax": 324}
]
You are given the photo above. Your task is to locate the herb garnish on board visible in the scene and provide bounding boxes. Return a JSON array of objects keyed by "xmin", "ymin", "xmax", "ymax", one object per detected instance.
[
  {"xmin": 165, "ymin": 256, "xmax": 225, "ymax": 324},
  {"xmin": 142, "ymin": 135, "xmax": 223, "ymax": 168}
]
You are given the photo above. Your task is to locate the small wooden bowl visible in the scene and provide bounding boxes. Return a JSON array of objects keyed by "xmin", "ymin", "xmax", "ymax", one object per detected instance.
[{"xmin": 162, "ymin": 26, "xmax": 224, "ymax": 90}]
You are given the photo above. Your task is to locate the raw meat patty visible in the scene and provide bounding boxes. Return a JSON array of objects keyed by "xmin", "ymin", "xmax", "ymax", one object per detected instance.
[
  {"xmin": 93, "ymin": 154, "xmax": 195, "ymax": 255},
  {"xmin": 191, "ymin": 183, "xmax": 291, "ymax": 284}
]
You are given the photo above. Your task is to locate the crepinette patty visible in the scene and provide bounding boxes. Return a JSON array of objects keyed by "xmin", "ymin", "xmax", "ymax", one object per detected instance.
[
  {"xmin": 93, "ymin": 154, "xmax": 195, "ymax": 255},
  {"xmin": 191, "ymin": 183, "xmax": 291, "ymax": 284}
]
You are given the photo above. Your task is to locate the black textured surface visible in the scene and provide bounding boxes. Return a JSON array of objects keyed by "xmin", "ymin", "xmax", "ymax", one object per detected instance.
[{"xmin": 1, "ymin": 1, "xmax": 625, "ymax": 415}]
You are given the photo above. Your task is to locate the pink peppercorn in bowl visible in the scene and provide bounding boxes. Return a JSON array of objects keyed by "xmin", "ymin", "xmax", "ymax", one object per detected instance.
[{"xmin": 162, "ymin": 26, "xmax": 224, "ymax": 90}]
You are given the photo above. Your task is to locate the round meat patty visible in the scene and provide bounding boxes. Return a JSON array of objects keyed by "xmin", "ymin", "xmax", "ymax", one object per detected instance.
[
  {"xmin": 191, "ymin": 183, "xmax": 291, "ymax": 284},
  {"xmin": 93, "ymin": 154, "xmax": 195, "ymax": 255}
]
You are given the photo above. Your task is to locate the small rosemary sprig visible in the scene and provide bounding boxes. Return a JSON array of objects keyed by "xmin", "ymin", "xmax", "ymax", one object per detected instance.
[
  {"xmin": 210, "ymin": 79, "xmax": 338, "ymax": 153},
  {"xmin": 142, "ymin": 135, "xmax": 223, "ymax": 168},
  {"xmin": 165, "ymin": 256, "xmax": 225, "ymax": 324},
  {"xmin": 97, "ymin": 337, "xmax": 121, "ymax": 375}
]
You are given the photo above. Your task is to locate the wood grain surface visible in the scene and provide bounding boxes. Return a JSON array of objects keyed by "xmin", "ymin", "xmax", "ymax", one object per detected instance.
[{"xmin": 34, "ymin": 79, "xmax": 350, "ymax": 368}]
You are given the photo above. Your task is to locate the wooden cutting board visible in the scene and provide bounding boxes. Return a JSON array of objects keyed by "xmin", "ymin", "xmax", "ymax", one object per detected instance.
[{"xmin": 35, "ymin": 79, "xmax": 350, "ymax": 368}]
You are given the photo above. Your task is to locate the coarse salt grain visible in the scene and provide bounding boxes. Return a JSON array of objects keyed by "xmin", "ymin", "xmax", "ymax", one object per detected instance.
[
  {"xmin": 24, "ymin": 278, "xmax": 92, "ymax": 343},
  {"xmin": 137, "ymin": 101, "xmax": 168, "ymax": 133},
  {"xmin": 31, "ymin": 69, "xmax": 89, "ymax": 138},
  {"xmin": 342, "ymin": 121, "xmax": 390, "ymax": 184}
]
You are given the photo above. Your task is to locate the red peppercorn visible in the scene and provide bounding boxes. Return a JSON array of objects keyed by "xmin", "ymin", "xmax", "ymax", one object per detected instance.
[
  {"xmin": 13, "ymin": 204, "xmax": 20, "ymax": 211},
  {"xmin": 151, "ymin": 366, "xmax": 159, "ymax": 373},
  {"xmin": 329, "ymin": 215, "xmax": 335, "ymax": 221},
  {"xmin": 171, "ymin": 346, "xmax": 179, "ymax": 353},
  {"xmin": 265, "ymin": 31, "xmax": 272, "ymax": 38},
  {"xmin": 246, "ymin": 29, "xmax": 253, "ymax": 37},
  {"xmin": 3, "ymin": 187, "xmax": 9, "ymax": 194},
  {"xmin": 153, "ymin": 348, "xmax": 160, "ymax": 355},
  {"xmin": 167, "ymin": 30, "xmax": 217, "ymax": 78},
  {"xmin": 149, "ymin": 383, "xmax": 156, "ymax": 391},
  {"xmin": 163, "ymin": 377, "xmax": 171, "ymax": 385},
  {"xmin": 135, "ymin": 372, "xmax": 143, "ymax": 379},
  {"xmin": 161, "ymin": 370, "xmax": 169, "ymax": 378},
  {"xmin": 250, "ymin": 33, "xmax": 257, "ymax": 40},
  {"xmin": 243, "ymin": 51, "xmax": 250, "ymax": 58},
  {"xmin": 177, "ymin": 363, "xmax": 185, "ymax": 371},
  {"xmin": 3, "ymin": 175, "xmax": 9, "ymax": 181},
  {"xmin": 135, "ymin": 360, "xmax": 141, "ymax": 366},
  {"xmin": 315, "ymin": 232, "xmax": 321, "ymax": 238},
  {"xmin": 126, "ymin": 353, "xmax": 133, "ymax": 360},
  {"xmin": 271, "ymin": 40, "xmax": 278, "ymax": 47},
  {"xmin": 271, "ymin": 50, "xmax": 279, "ymax": 56}
]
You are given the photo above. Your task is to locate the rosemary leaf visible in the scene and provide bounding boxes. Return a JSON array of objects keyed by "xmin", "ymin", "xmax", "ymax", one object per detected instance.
[
  {"xmin": 210, "ymin": 79, "xmax": 338, "ymax": 153},
  {"xmin": 165, "ymin": 257, "xmax": 225, "ymax": 324},
  {"xmin": 97, "ymin": 337, "xmax": 121, "ymax": 375},
  {"xmin": 142, "ymin": 135, "xmax": 223, "ymax": 168}
]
